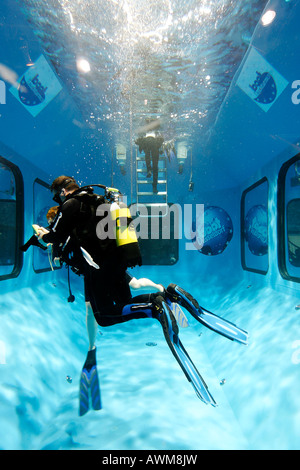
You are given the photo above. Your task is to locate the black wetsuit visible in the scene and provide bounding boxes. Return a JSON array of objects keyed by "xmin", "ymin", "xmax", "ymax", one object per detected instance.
[
  {"xmin": 42, "ymin": 190, "xmax": 160, "ymax": 327},
  {"xmin": 135, "ymin": 135, "xmax": 164, "ymax": 193}
]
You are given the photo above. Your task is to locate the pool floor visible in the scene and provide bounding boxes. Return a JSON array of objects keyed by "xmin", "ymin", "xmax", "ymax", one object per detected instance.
[{"xmin": 0, "ymin": 277, "xmax": 299, "ymax": 450}]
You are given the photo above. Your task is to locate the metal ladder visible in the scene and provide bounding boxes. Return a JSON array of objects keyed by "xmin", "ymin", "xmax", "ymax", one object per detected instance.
[{"xmin": 136, "ymin": 153, "xmax": 168, "ymax": 207}]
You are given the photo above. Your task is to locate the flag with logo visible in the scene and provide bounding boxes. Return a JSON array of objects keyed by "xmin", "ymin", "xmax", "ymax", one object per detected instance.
[
  {"xmin": 236, "ymin": 48, "xmax": 289, "ymax": 112},
  {"xmin": 10, "ymin": 54, "xmax": 62, "ymax": 117}
]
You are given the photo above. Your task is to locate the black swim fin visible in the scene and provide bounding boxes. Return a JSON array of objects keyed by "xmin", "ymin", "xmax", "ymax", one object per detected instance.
[
  {"xmin": 79, "ymin": 348, "xmax": 102, "ymax": 416},
  {"xmin": 155, "ymin": 296, "xmax": 217, "ymax": 407},
  {"xmin": 166, "ymin": 284, "xmax": 249, "ymax": 345}
]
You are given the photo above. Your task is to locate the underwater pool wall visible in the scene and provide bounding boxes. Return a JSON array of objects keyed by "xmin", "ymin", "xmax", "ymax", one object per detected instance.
[
  {"xmin": 193, "ymin": 0, "xmax": 300, "ymax": 299},
  {"xmin": 2, "ymin": 0, "xmax": 300, "ymax": 299},
  {"xmin": 239, "ymin": 141, "xmax": 300, "ymax": 296},
  {"xmin": 178, "ymin": 136, "xmax": 300, "ymax": 306},
  {"xmin": 0, "ymin": 140, "xmax": 69, "ymax": 297}
]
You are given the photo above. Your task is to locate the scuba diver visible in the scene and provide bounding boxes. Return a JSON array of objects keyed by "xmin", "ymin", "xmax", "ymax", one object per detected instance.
[
  {"xmin": 36, "ymin": 175, "xmax": 248, "ymax": 408},
  {"xmin": 27, "ymin": 202, "xmax": 171, "ymax": 415},
  {"xmin": 135, "ymin": 130, "xmax": 164, "ymax": 194}
]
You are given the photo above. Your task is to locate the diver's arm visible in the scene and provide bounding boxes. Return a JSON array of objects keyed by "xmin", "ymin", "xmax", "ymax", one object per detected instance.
[{"xmin": 129, "ymin": 277, "xmax": 164, "ymax": 292}]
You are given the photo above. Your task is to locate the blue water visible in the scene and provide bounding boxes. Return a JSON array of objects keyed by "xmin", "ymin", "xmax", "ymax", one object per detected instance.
[
  {"xmin": 1, "ymin": 270, "xmax": 300, "ymax": 450},
  {"xmin": 1, "ymin": 0, "xmax": 300, "ymax": 452}
]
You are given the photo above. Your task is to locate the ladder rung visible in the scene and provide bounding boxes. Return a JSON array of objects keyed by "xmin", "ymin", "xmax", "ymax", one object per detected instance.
[
  {"xmin": 137, "ymin": 192, "xmax": 155, "ymax": 196},
  {"xmin": 137, "ymin": 168, "xmax": 166, "ymax": 173},
  {"xmin": 136, "ymin": 156, "xmax": 167, "ymax": 161},
  {"xmin": 141, "ymin": 203, "xmax": 169, "ymax": 208},
  {"xmin": 137, "ymin": 191, "xmax": 167, "ymax": 196},
  {"xmin": 137, "ymin": 180, "xmax": 167, "ymax": 184}
]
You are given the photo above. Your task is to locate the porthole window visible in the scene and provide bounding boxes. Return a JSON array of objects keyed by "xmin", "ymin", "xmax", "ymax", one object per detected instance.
[
  {"xmin": 0, "ymin": 156, "xmax": 24, "ymax": 280},
  {"xmin": 241, "ymin": 177, "xmax": 269, "ymax": 274},
  {"xmin": 278, "ymin": 154, "xmax": 300, "ymax": 283}
]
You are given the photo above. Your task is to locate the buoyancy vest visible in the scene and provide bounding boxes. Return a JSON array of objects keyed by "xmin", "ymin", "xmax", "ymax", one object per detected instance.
[{"xmin": 69, "ymin": 186, "xmax": 142, "ymax": 270}]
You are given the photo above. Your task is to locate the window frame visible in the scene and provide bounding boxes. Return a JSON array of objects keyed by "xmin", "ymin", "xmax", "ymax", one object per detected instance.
[
  {"xmin": 241, "ymin": 176, "xmax": 269, "ymax": 275},
  {"xmin": 0, "ymin": 155, "xmax": 24, "ymax": 281},
  {"xmin": 277, "ymin": 154, "xmax": 300, "ymax": 283}
]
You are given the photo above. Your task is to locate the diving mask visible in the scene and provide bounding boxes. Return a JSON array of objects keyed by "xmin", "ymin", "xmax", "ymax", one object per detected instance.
[{"xmin": 52, "ymin": 178, "xmax": 75, "ymax": 204}]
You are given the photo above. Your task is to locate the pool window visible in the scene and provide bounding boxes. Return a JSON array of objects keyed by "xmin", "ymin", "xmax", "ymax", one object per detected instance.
[
  {"xmin": 278, "ymin": 154, "xmax": 300, "ymax": 282},
  {"xmin": 241, "ymin": 177, "xmax": 269, "ymax": 274},
  {"xmin": 0, "ymin": 156, "xmax": 24, "ymax": 280}
]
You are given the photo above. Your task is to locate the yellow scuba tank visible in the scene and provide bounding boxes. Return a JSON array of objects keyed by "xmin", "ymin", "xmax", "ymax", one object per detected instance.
[
  {"xmin": 110, "ymin": 200, "xmax": 142, "ymax": 268},
  {"xmin": 78, "ymin": 184, "xmax": 142, "ymax": 268}
]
